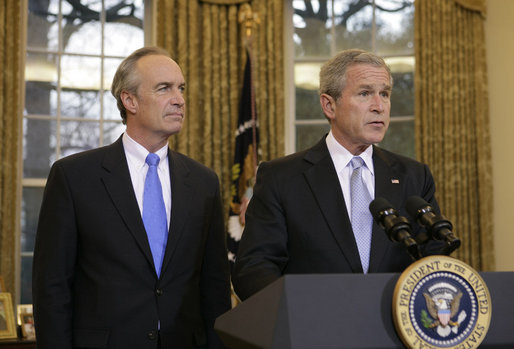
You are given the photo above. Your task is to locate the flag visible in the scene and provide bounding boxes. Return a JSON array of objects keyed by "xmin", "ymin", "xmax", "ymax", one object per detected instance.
[{"xmin": 227, "ymin": 48, "xmax": 259, "ymax": 267}]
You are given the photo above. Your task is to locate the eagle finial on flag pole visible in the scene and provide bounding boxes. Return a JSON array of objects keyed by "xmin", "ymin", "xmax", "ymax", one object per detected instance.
[{"xmin": 238, "ymin": 3, "xmax": 260, "ymax": 41}]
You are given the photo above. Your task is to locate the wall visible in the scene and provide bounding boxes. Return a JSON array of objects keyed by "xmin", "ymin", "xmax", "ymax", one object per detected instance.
[{"xmin": 485, "ymin": 0, "xmax": 514, "ymax": 271}]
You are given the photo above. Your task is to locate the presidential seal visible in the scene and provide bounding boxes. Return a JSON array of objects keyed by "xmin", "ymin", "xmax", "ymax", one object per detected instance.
[{"xmin": 392, "ymin": 255, "xmax": 491, "ymax": 349}]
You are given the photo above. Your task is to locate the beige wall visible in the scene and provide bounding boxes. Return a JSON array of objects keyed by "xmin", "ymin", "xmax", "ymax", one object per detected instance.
[{"xmin": 486, "ymin": 0, "xmax": 514, "ymax": 271}]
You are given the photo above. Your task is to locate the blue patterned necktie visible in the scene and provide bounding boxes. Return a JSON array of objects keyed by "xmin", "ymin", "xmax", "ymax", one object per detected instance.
[
  {"xmin": 350, "ymin": 156, "xmax": 373, "ymax": 273},
  {"xmin": 143, "ymin": 153, "xmax": 168, "ymax": 276}
]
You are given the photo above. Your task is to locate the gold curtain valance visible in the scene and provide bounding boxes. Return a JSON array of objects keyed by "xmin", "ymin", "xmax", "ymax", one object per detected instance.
[
  {"xmin": 453, "ymin": 0, "xmax": 486, "ymax": 17},
  {"xmin": 199, "ymin": 0, "xmax": 249, "ymax": 5}
]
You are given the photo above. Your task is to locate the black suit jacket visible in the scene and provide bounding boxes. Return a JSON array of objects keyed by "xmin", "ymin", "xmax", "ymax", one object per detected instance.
[
  {"xmin": 33, "ymin": 137, "xmax": 231, "ymax": 349},
  {"xmin": 232, "ymin": 137, "xmax": 443, "ymax": 301}
]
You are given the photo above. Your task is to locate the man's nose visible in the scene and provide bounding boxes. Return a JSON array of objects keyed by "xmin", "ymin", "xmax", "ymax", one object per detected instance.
[
  {"xmin": 370, "ymin": 94, "xmax": 384, "ymax": 113},
  {"xmin": 170, "ymin": 90, "xmax": 185, "ymax": 106}
]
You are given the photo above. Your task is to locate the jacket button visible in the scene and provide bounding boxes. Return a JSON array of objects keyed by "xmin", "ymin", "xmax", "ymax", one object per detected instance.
[
  {"xmin": 156, "ymin": 288, "xmax": 163, "ymax": 296},
  {"xmin": 147, "ymin": 331, "xmax": 157, "ymax": 340}
]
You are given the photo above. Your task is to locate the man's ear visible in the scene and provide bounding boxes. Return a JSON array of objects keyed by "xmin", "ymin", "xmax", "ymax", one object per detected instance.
[
  {"xmin": 320, "ymin": 93, "xmax": 336, "ymax": 121},
  {"xmin": 121, "ymin": 91, "xmax": 137, "ymax": 115}
]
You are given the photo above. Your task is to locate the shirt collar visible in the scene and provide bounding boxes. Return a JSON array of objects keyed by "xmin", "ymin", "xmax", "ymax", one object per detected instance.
[
  {"xmin": 325, "ymin": 130, "xmax": 374, "ymax": 175},
  {"xmin": 122, "ymin": 133, "xmax": 168, "ymax": 169}
]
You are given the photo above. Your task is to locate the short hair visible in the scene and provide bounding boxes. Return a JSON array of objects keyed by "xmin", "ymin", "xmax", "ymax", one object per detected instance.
[
  {"xmin": 111, "ymin": 46, "xmax": 171, "ymax": 124},
  {"xmin": 319, "ymin": 49, "xmax": 393, "ymax": 101}
]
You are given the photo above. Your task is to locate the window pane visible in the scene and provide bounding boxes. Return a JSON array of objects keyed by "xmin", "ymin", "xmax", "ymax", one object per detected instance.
[
  {"xmin": 293, "ymin": 0, "xmax": 332, "ymax": 57},
  {"xmin": 104, "ymin": 0, "xmax": 144, "ymax": 56},
  {"xmin": 21, "ymin": 187, "xmax": 44, "ymax": 253},
  {"xmin": 296, "ymin": 87, "xmax": 324, "ymax": 120},
  {"xmin": 387, "ymin": 56, "xmax": 415, "ymax": 117},
  {"xmin": 21, "ymin": 256, "xmax": 33, "ymax": 304},
  {"xmin": 295, "ymin": 63, "xmax": 324, "ymax": 120},
  {"xmin": 335, "ymin": 0, "xmax": 373, "ymax": 52},
  {"xmin": 23, "ymin": 118, "xmax": 56, "ymax": 178},
  {"xmin": 25, "ymin": 81, "xmax": 58, "ymax": 118},
  {"xmin": 103, "ymin": 58, "xmax": 123, "ymax": 120},
  {"xmin": 25, "ymin": 53, "xmax": 58, "ymax": 117},
  {"xmin": 296, "ymin": 123, "xmax": 330, "ymax": 151},
  {"xmin": 27, "ymin": 0, "xmax": 59, "ymax": 51},
  {"xmin": 104, "ymin": 57, "xmax": 122, "ymax": 92},
  {"xmin": 61, "ymin": 55, "xmax": 101, "ymax": 90},
  {"xmin": 60, "ymin": 121, "xmax": 100, "ymax": 158},
  {"xmin": 375, "ymin": 0, "xmax": 414, "ymax": 56},
  {"xmin": 61, "ymin": 89, "xmax": 100, "ymax": 119},
  {"xmin": 104, "ymin": 91, "xmax": 121, "ymax": 120},
  {"xmin": 63, "ymin": 0, "xmax": 101, "ymax": 55},
  {"xmin": 379, "ymin": 119, "xmax": 415, "ymax": 159},
  {"xmin": 103, "ymin": 122, "xmax": 126, "ymax": 145}
]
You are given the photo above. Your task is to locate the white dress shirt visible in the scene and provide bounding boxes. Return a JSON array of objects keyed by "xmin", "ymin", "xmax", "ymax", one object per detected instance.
[
  {"xmin": 122, "ymin": 133, "xmax": 172, "ymax": 226},
  {"xmin": 325, "ymin": 131, "xmax": 375, "ymax": 220}
]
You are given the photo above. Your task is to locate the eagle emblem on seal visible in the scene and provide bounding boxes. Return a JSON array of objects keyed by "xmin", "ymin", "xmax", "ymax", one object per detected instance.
[{"xmin": 421, "ymin": 282, "xmax": 467, "ymax": 337}]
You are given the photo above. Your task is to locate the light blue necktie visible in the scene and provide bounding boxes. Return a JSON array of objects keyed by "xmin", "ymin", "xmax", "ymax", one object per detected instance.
[
  {"xmin": 350, "ymin": 156, "xmax": 373, "ymax": 273},
  {"xmin": 143, "ymin": 153, "xmax": 168, "ymax": 276}
]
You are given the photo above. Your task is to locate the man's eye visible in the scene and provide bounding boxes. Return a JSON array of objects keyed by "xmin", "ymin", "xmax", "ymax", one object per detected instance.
[{"xmin": 359, "ymin": 91, "xmax": 369, "ymax": 96}]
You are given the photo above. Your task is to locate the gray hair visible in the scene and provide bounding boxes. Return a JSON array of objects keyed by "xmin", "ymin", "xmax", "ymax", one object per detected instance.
[
  {"xmin": 111, "ymin": 46, "xmax": 171, "ymax": 124},
  {"xmin": 319, "ymin": 49, "xmax": 393, "ymax": 101}
]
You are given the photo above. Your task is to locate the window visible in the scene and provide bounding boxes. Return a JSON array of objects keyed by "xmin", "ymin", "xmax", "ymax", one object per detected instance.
[
  {"xmin": 21, "ymin": 0, "xmax": 146, "ymax": 304},
  {"xmin": 288, "ymin": 0, "xmax": 415, "ymax": 158}
]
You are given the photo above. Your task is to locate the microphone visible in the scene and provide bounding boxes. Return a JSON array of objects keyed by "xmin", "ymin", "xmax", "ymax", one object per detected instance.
[
  {"xmin": 369, "ymin": 198, "xmax": 422, "ymax": 261},
  {"xmin": 405, "ymin": 196, "xmax": 461, "ymax": 255}
]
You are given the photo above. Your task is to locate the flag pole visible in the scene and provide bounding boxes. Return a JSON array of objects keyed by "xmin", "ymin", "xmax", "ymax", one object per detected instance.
[
  {"xmin": 239, "ymin": 3, "xmax": 260, "ymax": 178},
  {"xmin": 227, "ymin": 4, "xmax": 261, "ymax": 268}
]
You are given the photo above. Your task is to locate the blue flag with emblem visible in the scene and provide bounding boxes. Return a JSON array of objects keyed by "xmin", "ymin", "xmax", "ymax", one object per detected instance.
[{"xmin": 227, "ymin": 48, "xmax": 259, "ymax": 267}]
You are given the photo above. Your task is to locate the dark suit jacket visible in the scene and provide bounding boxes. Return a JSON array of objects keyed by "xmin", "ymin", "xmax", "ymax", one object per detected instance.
[
  {"xmin": 232, "ymin": 137, "xmax": 444, "ymax": 301},
  {"xmin": 33, "ymin": 137, "xmax": 231, "ymax": 349}
]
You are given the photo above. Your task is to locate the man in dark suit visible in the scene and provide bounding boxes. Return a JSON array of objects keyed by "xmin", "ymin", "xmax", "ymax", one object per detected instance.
[
  {"xmin": 33, "ymin": 47, "xmax": 231, "ymax": 348},
  {"xmin": 232, "ymin": 49, "xmax": 444, "ymax": 301}
]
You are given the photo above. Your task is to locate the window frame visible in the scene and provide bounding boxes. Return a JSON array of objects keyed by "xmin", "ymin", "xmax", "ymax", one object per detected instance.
[
  {"xmin": 18, "ymin": 0, "xmax": 151, "ymax": 304},
  {"xmin": 284, "ymin": 0, "xmax": 416, "ymax": 156}
]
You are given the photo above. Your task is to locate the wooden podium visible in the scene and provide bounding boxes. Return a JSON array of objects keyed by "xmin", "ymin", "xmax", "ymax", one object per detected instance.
[{"xmin": 215, "ymin": 272, "xmax": 514, "ymax": 348}]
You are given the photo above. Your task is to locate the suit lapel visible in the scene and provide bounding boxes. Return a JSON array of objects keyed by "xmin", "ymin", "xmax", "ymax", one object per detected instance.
[
  {"xmin": 100, "ymin": 138, "xmax": 155, "ymax": 268},
  {"xmin": 368, "ymin": 146, "xmax": 402, "ymax": 272},
  {"xmin": 303, "ymin": 139, "xmax": 363, "ymax": 273},
  {"xmin": 160, "ymin": 150, "xmax": 193, "ymax": 276}
]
